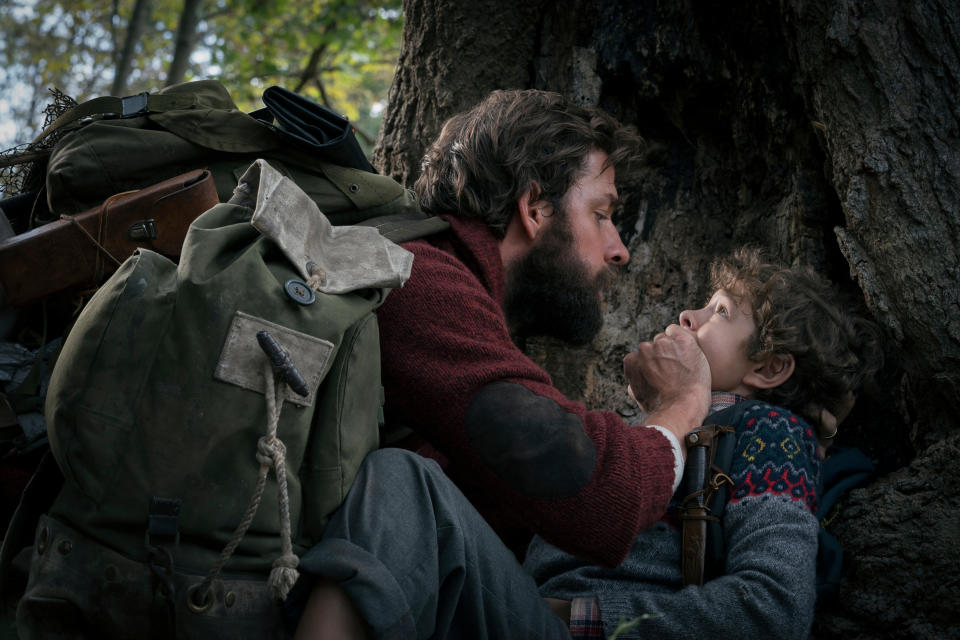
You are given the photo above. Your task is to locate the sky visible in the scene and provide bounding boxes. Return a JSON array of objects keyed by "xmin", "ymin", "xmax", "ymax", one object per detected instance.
[{"xmin": 0, "ymin": 69, "xmax": 31, "ymax": 150}]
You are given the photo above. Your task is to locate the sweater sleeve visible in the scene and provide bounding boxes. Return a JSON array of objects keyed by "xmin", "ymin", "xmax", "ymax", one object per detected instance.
[
  {"xmin": 377, "ymin": 241, "xmax": 677, "ymax": 566},
  {"xmin": 526, "ymin": 404, "xmax": 821, "ymax": 639},
  {"xmin": 590, "ymin": 496, "xmax": 819, "ymax": 639}
]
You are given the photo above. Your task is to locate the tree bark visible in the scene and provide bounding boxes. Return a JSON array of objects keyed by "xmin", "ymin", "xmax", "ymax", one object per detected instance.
[
  {"xmin": 373, "ymin": 0, "xmax": 550, "ymax": 185},
  {"xmin": 111, "ymin": 0, "xmax": 153, "ymax": 96},
  {"xmin": 165, "ymin": 0, "xmax": 203, "ymax": 87},
  {"xmin": 784, "ymin": 0, "xmax": 960, "ymax": 447},
  {"xmin": 375, "ymin": 1, "xmax": 960, "ymax": 636}
]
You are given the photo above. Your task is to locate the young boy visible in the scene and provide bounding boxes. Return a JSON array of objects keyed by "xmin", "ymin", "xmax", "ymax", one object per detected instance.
[
  {"xmin": 290, "ymin": 247, "xmax": 880, "ymax": 640},
  {"xmin": 523, "ymin": 246, "xmax": 882, "ymax": 639}
]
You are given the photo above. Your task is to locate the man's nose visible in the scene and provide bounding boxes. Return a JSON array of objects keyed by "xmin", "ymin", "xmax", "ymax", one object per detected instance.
[{"xmin": 604, "ymin": 227, "xmax": 629, "ymax": 265}]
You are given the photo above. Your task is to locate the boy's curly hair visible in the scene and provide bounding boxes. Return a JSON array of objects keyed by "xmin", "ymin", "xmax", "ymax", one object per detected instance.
[
  {"xmin": 414, "ymin": 89, "xmax": 643, "ymax": 237},
  {"xmin": 711, "ymin": 247, "xmax": 883, "ymax": 424}
]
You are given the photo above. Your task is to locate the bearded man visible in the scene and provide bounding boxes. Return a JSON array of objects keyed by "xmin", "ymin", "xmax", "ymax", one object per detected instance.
[{"xmin": 372, "ymin": 89, "xmax": 711, "ymax": 567}]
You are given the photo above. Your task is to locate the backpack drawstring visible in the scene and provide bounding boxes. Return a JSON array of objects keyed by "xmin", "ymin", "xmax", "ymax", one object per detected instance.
[
  {"xmin": 261, "ymin": 365, "xmax": 300, "ymax": 598},
  {"xmin": 191, "ymin": 359, "xmax": 300, "ymax": 609}
]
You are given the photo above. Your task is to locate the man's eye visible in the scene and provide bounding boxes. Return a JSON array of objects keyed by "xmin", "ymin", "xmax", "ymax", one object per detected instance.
[{"xmin": 596, "ymin": 212, "xmax": 610, "ymax": 222}]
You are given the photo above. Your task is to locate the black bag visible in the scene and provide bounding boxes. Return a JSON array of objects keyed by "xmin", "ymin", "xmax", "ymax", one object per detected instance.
[{"xmin": 254, "ymin": 86, "xmax": 375, "ymax": 173}]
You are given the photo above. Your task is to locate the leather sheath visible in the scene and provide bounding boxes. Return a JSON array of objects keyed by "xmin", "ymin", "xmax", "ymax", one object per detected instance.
[
  {"xmin": 680, "ymin": 427, "xmax": 718, "ymax": 587},
  {"xmin": 681, "ymin": 506, "xmax": 710, "ymax": 586},
  {"xmin": 0, "ymin": 169, "xmax": 218, "ymax": 307}
]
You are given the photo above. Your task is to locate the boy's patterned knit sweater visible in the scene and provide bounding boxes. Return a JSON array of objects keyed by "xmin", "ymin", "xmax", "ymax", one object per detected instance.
[{"xmin": 524, "ymin": 394, "xmax": 822, "ymax": 640}]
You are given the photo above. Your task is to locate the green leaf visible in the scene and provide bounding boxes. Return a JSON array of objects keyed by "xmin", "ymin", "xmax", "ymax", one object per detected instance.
[{"xmin": 607, "ymin": 613, "xmax": 662, "ymax": 640}]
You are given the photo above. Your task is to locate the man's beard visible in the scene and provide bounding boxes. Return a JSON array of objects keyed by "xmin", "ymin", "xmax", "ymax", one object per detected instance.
[{"xmin": 504, "ymin": 213, "xmax": 616, "ymax": 347}]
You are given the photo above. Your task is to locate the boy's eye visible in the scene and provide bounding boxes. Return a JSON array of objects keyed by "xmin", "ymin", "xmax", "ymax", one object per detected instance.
[{"xmin": 716, "ymin": 304, "xmax": 728, "ymax": 317}]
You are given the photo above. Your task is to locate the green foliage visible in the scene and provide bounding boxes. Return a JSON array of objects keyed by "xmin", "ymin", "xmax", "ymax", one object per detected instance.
[
  {"xmin": 607, "ymin": 613, "xmax": 662, "ymax": 639},
  {"xmin": 0, "ymin": 0, "xmax": 402, "ymax": 154}
]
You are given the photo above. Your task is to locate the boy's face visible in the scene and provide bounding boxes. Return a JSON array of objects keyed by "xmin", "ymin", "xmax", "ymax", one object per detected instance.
[{"xmin": 678, "ymin": 289, "xmax": 759, "ymax": 395}]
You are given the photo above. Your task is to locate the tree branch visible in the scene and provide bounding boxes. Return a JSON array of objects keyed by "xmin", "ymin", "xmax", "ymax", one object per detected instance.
[
  {"xmin": 294, "ymin": 45, "xmax": 327, "ymax": 94},
  {"xmin": 199, "ymin": 6, "xmax": 233, "ymax": 21},
  {"xmin": 314, "ymin": 76, "xmax": 332, "ymax": 109}
]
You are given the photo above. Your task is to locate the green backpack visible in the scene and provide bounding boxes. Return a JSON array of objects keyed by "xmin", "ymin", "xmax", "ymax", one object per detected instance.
[
  {"xmin": 38, "ymin": 79, "xmax": 416, "ymax": 222},
  {"xmin": 15, "ymin": 159, "xmax": 433, "ymax": 639}
]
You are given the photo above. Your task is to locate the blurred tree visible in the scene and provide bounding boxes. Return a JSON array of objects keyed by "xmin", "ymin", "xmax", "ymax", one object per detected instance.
[
  {"xmin": 111, "ymin": 0, "xmax": 153, "ymax": 95},
  {"xmin": 166, "ymin": 0, "xmax": 203, "ymax": 87},
  {"xmin": 0, "ymin": 0, "xmax": 402, "ymax": 153}
]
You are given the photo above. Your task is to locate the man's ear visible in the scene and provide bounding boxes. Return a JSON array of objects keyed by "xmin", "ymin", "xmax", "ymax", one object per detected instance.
[
  {"xmin": 515, "ymin": 182, "xmax": 551, "ymax": 241},
  {"xmin": 744, "ymin": 353, "xmax": 795, "ymax": 390}
]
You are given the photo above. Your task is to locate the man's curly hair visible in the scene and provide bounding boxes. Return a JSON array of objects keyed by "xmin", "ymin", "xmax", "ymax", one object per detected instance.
[
  {"xmin": 711, "ymin": 247, "xmax": 883, "ymax": 424},
  {"xmin": 414, "ymin": 90, "xmax": 644, "ymax": 237}
]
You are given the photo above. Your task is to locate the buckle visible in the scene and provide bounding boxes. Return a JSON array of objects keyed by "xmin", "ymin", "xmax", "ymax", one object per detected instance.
[
  {"xmin": 128, "ymin": 219, "xmax": 158, "ymax": 241},
  {"xmin": 145, "ymin": 496, "xmax": 181, "ymax": 547},
  {"xmin": 121, "ymin": 92, "xmax": 150, "ymax": 118}
]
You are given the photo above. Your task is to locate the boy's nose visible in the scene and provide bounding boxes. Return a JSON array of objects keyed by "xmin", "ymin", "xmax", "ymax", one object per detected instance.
[{"xmin": 679, "ymin": 308, "xmax": 697, "ymax": 330}]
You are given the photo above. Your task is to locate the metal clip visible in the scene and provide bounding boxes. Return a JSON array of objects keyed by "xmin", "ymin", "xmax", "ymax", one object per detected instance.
[
  {"xmin": 121, "ymin": 91, "xmax": 150, "ymax": 118},
  {"xmin": 129, "ymin": 219, "xmax": 158, "ymax": 241}
]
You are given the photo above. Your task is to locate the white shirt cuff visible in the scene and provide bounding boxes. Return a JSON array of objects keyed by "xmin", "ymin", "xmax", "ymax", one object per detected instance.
[{"xmin": 645, "ymin": 425, "xmax": 684, "ymax": 493}]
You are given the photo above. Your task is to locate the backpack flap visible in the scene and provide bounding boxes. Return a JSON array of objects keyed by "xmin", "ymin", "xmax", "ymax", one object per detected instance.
[
  {"xmin": 148, "ymin": 80, "xmax": 279, "ymax": 153},
  {"xmin": 242, "ymin": 159, "xmax": 413, "ymax": 294}
]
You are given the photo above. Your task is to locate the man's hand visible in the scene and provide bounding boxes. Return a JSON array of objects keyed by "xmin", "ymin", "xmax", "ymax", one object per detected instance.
[
  {"xmin": 806, "ymin": 391, "xmax": 856, "ymax": 458},
  {"xmin": 624, "ymin": 324, "xmax": 711, "ymax": 446}
]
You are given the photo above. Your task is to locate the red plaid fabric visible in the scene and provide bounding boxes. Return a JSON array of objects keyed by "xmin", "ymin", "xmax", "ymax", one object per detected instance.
[
  {"xmin": 710, "ymin": 392, "xmax": 745, "ymax": 413},
  {"xmin": 569, "ymin": 596, "xmax": 604, "ymax": 639}
]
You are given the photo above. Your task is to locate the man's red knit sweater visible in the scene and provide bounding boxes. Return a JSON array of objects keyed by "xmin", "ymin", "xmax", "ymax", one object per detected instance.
[{"xmin": 377, "ymin": 214, "xmax": 676, "ymax": 566}]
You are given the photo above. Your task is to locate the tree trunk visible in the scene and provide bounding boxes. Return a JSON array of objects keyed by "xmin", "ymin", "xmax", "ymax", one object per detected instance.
[
  {"xmin": 374, "ymin": 1, "xmax": 960, "ymax": 636},
  {"xmin": 165, "ymin": 0, "xmax": 203, "ymax": 87},
  {"xmin": 373, "ymin": 0, "xmax": 550, "ymax": 185},
  {"xmin": 111, "ymin": 0, "xmax": 153, "ymax": 95}
]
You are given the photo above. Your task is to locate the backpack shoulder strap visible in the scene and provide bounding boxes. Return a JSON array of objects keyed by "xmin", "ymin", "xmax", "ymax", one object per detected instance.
[
  {"xmin": 32, "ymin": 92, "xmax": 198, "ymax": 145},
  {"xmin": 359, "ymin": 211, "xmax": 450, "ymax": 244},
  {"xmin": 703, "ymin": 400, "xmax": 764, "ymax": 579}
]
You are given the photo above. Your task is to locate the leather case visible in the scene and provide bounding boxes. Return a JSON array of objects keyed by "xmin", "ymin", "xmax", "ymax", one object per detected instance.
[{"xmin": 0, "ymin": 168, "xmax": 219, "ymax": 307}]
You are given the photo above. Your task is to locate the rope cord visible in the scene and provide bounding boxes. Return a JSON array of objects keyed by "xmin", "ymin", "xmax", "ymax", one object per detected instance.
[
  {"xmin": 193, "ymin": 361, "xmax": 299, "ymax": 605},
  {"xmin": 61, "ymin": 190, "xmax": 139, "ymax": 276},
  {"xmin": 306, "ymin": 262, "xmax": 326, "ymax": 291},
  {"xmin": 264, "ymin": 367, "xmax": 300, "ymax": 599}
]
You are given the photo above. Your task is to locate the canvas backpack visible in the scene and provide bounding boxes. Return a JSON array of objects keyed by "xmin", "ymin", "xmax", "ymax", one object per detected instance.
[
  {"xmin": 14, "ymin": 158, "xmax": 440, "ymax": 639},
  {"xmin": 31, "ymin": 79, "xmax": 418, "ymax": 224}
]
